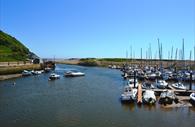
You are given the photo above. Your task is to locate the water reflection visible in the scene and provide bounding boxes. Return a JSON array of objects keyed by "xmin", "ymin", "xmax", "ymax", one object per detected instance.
[
  {"xmin": 121, "ymin": 102, "xmax": 136, "ymax": 111},
  {"xmin": 121, "ymin": 102, "xmax": 158, "ymax": 111}
]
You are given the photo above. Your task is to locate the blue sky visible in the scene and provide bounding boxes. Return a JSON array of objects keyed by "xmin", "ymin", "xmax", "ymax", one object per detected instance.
[{"xmin": 1, "ymin": 0, "xmax": 195, "ymax": 59}]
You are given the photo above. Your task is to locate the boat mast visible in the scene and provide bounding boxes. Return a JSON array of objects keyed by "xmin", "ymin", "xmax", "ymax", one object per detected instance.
[
  {"xmin": 126, "ymin": 50, "xmax": 128, "ymax": 65},
  {"xmin": 130, "ymin": 45, "xmax": 132, "ymax": 66},
  {"xmin": 158, "ymin": 38, "xmax": 163, "ymax": 72},
  {"xmin": 171, "ymin": 46, "xmax": 173, "ymax": 66},
  {"xmin": 182, "ymin": 39, "xmax": 185, "ymax": 69},
  {"xmin": 146, "ymin": 50, "xmax": 148, "ymax": 66},
  {"xmin": 175, "ymin": 48, "xmax": 178, "ymax": 68},
  {"xmin": 190, "ymin": 50, "xmax": 192, "ymax": 70},
  {"xmin": 141, "ymin": 48, "xmax": 142, "ymax": 68},
  {"xmin": 194, "ymin": 45, "xmax": 195, "ymax": 66}
]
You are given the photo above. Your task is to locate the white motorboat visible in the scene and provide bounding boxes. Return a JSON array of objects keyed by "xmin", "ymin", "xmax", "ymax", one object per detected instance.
[
  {"xmin": 123, "ymin": 72, "xmax": 128, "ymax": 79},
  {"xmin": 156, "ymin": 80, "xmax": 168, "ymax": 89},
  {"xmin": 147, "ymin": 73, "xmax": 156, "ymax": 80},
  {"xmin": 64, "ymin": 70, "xmax": 85, "ymax": 77},
  {"xmin": 159, "ymin": 90, "xmax": 177, "ymax": 105},
  {"xmin": 172, "ymin": 82, "xmax": 186, "ymax": 90},
  {"xmin": 190, "ymin": 93, "xmax": 195, "ymax": 105},
  {"xmin": 143, "ymin": 90, "xmax": 156, "ymax": 104},
  {"xmin": 22, "ymin": 70, "xmax": 32, "ymax": 76},
  {"xmin": 49, "ymin": 73, "xmax": 60, "ymax": 80},
  {"xmin": 121, "ymin": 85, "xmax": 137, "ymax": 103},
  {"xmin": 31, "ymin": 70, "xmax": 44, "ymax": 75},
  {"xmin": 127, "ymin": 78, "xmax": 138, "ymax": 88}
]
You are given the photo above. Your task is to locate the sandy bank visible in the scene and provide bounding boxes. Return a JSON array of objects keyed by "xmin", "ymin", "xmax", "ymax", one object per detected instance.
[{"xmin": 0, "ymin": 74, "xmax": 22, "ymax": 81}]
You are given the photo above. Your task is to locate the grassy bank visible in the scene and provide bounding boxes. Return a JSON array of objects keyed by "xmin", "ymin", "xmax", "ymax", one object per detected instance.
[
  {"xmin": 0, "ymin": 64, "xmax": 41, "ymax": 75},
  {"xmin": 0, "ymin": 30, "xmax": 30, "ymax": 61}
]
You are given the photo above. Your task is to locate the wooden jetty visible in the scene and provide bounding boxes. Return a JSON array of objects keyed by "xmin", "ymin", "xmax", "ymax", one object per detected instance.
[{"xmin": 137, "ymin": 83, "xmax": 142, "ymax": 104}]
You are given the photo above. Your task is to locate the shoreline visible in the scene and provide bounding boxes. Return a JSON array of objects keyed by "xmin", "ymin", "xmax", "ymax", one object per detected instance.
[
  {"xmin": 0, "ymin": 64, "xmax": 42, "ymax": 81},
  {"xmin": 0, "ymin": 64, "xmax": 41, "ymax": 75},
  {"xmin": 0, "ymin": 74, "xmax": 22, "ymax": 81}
]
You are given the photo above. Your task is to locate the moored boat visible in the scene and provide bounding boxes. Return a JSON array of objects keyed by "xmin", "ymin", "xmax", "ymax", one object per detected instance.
[
  {"xmin": 22, "ymin": 70, "xmax": 32, "ymax": 76},
  {"xmin": 49, "ymin": 73, "xmax": 60, "ymax": 80},
  {"xmin": 44, "ymin": 67, "xmax": 52, "ymax": 73},
  {"xmin": 142, "ymin": 82, "xmax": 155, "ymax": 89},
  {"xmin": 159, "ymin": 90, "xmax": 177, "ymax": 105},
  {"xmin": 127, "ymin": 78, "xmax": 138, "ymax": 88},
  {"xmin": 147, "ymin": 73, "xmax": 156, "ymax": 80},
  {"xmin": 171, "ymin": 82, "xmax": 186, "ymax": 90},
  {"xmin": 156, "ymin": 80, "xmax": 168, "ymax": 89},
  {"xmin": 121, "ymin": 85, "xmax": 137, "ymax": 103},
  {"xmin": 64, "ymin": 70, "xmax": 85, "ymax": 77},
  {"xmin": 142, "ymin": 90, "xmax": 156, "ymax": 104},
  {"xmin": 31, "ymin": 70, "xmax": 44, "ymax": 75},
  {"xmin": 190, "ymin": 93, "xmax": 195, "ymax": 105}
]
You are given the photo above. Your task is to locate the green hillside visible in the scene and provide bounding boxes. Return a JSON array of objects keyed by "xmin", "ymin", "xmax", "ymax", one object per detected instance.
[{"xmin": 0, "ymin": 30, "xmax": 30, "ymax": 61}]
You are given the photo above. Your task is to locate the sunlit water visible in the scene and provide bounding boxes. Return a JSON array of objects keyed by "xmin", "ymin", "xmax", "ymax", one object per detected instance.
[{"xmin": 0, "ymin": 64, "xmax": 195, "ymax": 127}]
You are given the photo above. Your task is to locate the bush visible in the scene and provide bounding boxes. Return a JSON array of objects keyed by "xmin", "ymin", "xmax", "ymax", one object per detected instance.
[{"xmin": 78, "ymin": 59, "xmax": 98, "ymax": 66}]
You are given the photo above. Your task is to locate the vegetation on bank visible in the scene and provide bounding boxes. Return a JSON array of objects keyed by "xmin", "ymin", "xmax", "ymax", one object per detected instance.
[
  {"xmin": 58, "ymin": 58, "xmax": 195, "ymax": 70},
  {"xmin": 98, "ymin": 58, "xmax": 128, "ymax": 62},
  {"xmin": 78, "ymin": 58, "xmax": 98, "ymax": 66},
  {"xmin": 0, "ymin": 30, "xmax": 31, "ymax": 61}
]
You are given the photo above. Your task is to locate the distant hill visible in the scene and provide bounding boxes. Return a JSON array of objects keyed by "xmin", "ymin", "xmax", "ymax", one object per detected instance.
[{"xmin": 0, "ymin": 30, "xmax": 38, "ymax": 62}]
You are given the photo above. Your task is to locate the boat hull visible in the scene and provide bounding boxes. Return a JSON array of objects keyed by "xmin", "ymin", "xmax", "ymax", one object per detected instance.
[
  {"xmin": 65, "ymin": 74, "xmax": 85, "ymax": 77},
  {"xmin": 159, "ymin": 97, "xmax": 173, "ymax": 105}
]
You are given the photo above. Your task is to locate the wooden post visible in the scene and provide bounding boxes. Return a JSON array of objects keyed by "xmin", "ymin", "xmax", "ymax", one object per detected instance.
[
  {"xmin": 190, "ymin": 72, "xmax": 192, "ymax": 90},
  {"xmin": 134, "ymin": 71, "xmax": 136, "ymax": 88}
]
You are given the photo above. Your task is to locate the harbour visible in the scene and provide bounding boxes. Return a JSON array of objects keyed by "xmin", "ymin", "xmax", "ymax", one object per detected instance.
[
  {"xmin": 1, "ymin": 0, "xmax": 195, "ymax": 126},
  {"xmin": 0, "ymin": 64, "xmax": 195, "ymax": 127}
]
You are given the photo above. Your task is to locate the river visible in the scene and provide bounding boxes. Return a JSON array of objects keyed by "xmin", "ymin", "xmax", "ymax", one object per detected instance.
[{"xmin": 0, "ymin": 64, "xmax": 195, "ymax": 127}]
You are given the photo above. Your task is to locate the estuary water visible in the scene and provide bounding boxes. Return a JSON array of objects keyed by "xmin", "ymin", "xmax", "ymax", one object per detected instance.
[{"xmin": 0, "ymin": 64, "xmax": 195, "ymax": 127}]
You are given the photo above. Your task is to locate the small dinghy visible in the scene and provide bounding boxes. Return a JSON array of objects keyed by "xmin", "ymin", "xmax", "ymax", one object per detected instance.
[
  {"xmin": 121, "ymin": 85, "xmax": 137, "ymax": 103},
  {"xmin": 172, "ymin": 82, "xmax": 186, "ymax": 90},
  {"xmin": 143, "ymin": 90, "xmax": 156, "ymax": 104},
  {"xmin": 159, "ymin": 90, "xmax": 177, "ymax": 105}
]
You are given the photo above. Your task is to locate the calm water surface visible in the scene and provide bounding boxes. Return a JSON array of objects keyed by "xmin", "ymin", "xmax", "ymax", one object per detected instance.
[{"xmin": 0, "ymin": 64, "xmax": 195, "ymax": 127}]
